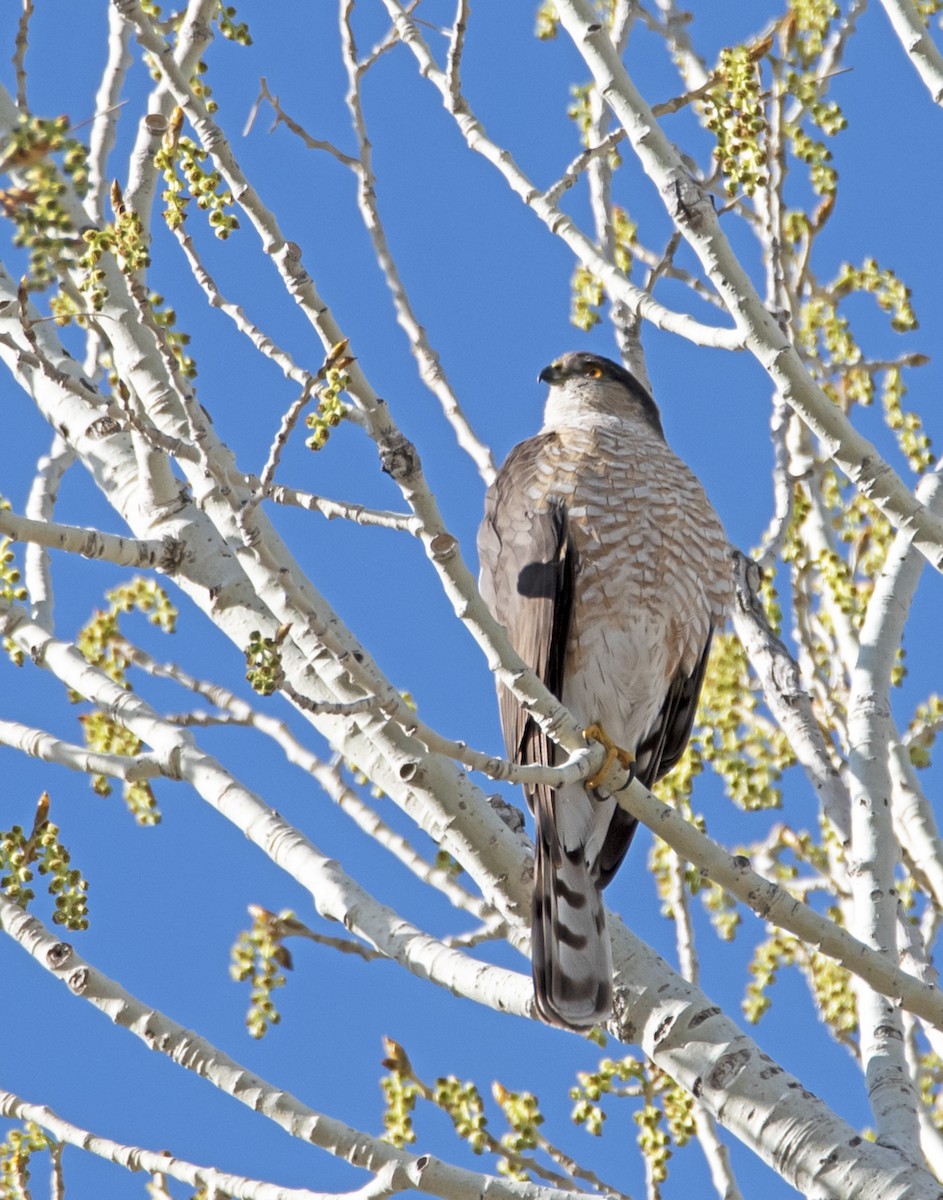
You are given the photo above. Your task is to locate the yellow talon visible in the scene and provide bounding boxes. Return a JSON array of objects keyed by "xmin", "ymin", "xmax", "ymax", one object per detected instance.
[{"xmin": 584, "ymin": 723, "xmax": 634, "ymax": 791}]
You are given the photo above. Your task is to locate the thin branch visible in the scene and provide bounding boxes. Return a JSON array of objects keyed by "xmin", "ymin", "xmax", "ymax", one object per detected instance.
[
  {"xmin": 257, "ymin": 337, "xmax": 356, "ymax": 490},
  {"xmin": 86, "ymin": 6, "xmax": 133, "ymax": 220},
  {"xmin": 0, "ymin": 1088, "xmax": 366, "ymax": 1200},
  {"xmin": 542, "ymin": 130, "xmax": 626, "ymax": 205},
  {"xmin": 755, "ymin": 396, "xmax": 794, "ymax": 568},
  {"xmin": 13, "ymin": 0, "xmax": 33, "ymax": 109},
  {"xmin": 169, "ymin": 198, "xmax": 323, "ymax": 394},
  {"xmin": 445, "ymin": 0, "xmax": 470, "ymax": 104},
  {"xmin": 0, "ymin": 506, "xmax": 181, "ymax": 570},
  {"xmin": 730, "ymin": 552, "xmax": 851, "ymax": 846},
  {"xmin": 258, "ymin": 377, "xmax": 315, "ymax": 490},
  {"xmin": 890, "ymin": 739, "xmax": 943, "ymax": 915},
  {"xmin": 263, "ymin": 483, "xmax": 418, "ymax": 532},
  {"xmin": 253, "ymin": 77, "xmax": 360, "ymax": 167},
  {"xmin": 334, "ymin": 12, "xmax": 496, "ymax": 483}
]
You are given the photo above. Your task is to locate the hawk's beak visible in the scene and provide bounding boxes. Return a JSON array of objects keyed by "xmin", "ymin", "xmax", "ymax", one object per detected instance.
[{"xmin": 539, "ymin": 362, "xmax": 563, "ymax": 385}]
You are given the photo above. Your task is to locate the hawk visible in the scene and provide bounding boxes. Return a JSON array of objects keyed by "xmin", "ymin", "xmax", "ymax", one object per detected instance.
[{"xmin": 478, "ymin": 351, "xmax": 732, "ymax": 1029}]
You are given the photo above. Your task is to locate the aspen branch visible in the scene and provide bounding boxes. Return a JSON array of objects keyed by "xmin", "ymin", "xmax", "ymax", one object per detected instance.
[
  {"xmin": 0, "ymin": 1088, "xmax": 365, "ymax": 1200},
  {"xmin": 22, "ymin": 433, "xmax": 73, "ymax": 630},
  {"xmin": 878, "ymin": 0, "xmax": 943, "ymax": 105},
  {"xmin": 0, "ymin": 717, "xmax": 164, "ymax": 782},
  {"xmin": 846, "ymin": 468, "xmax": 943, "ymax": 1148},
  {"xmin": 0, "ymin": 506, "xmax": 181, "ymax": 570},
  {"xmin": 85, "ymin": 5, "xmax": 133, "ymax": 221}
]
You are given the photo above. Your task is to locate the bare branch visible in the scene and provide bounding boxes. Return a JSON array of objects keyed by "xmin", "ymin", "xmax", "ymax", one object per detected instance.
[
  {"xmin": 0, "ymin": 1089, "xmax": 365, "ymax": 1200},
  {"xmin": 13, "ymin": 0, "xmax": 33, "ymax": 109},
  {"xmin": 879, "ymin": 0, "xmax": 943, "ymax": 105},
  {"xmin": 86, "ymin": 6, "xmax": 133, "ymax": 220},
  {"xmin": 0, "ymin": 505, "xmax": 180, "ymax": 570}
]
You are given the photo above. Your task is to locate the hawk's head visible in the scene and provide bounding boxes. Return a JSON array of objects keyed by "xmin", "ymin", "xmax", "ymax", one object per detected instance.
[{"xmin": 539, "ymin": 351, "xmax": 664, "ymax": 439}]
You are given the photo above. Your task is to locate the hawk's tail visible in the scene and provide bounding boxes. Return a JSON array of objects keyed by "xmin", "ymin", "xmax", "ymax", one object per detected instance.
[{"xmin": 531, "ymin": 795, "xmax": 613, "ymax": 1029}]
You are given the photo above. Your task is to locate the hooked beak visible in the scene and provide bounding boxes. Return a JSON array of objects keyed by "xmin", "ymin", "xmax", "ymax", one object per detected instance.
[{"xmin": 538, "ymin": 361, "xmax": 563, "ymax": 385}]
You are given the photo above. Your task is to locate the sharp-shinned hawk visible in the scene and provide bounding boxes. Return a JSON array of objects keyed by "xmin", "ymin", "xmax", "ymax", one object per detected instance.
[{"xmin": 478, "ymin": 351, "xmax": 732, "ymax": 1029}]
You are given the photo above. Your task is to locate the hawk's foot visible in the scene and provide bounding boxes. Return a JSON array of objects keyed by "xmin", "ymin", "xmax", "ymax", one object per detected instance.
[{"xmin": 583, "ymin": 723, "xmax": 634, "ymax": 791}]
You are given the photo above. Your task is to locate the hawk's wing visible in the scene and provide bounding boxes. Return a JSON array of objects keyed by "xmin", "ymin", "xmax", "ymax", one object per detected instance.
[
  {"xmin": 477, "ymin": 433, "xmax": 574, "ymax": 812},
  {"xmin": 596, "ymin": 630, "xmax": 715, "ymax": 887}
]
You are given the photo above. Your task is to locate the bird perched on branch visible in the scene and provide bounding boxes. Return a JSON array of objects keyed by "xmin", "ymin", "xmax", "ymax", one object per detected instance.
[{"xmin": 478, "ymin": 351, "xmax": 732, "ymax": 1029}]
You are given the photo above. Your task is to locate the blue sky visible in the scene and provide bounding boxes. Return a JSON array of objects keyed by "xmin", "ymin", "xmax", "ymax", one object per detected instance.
[{"xmin": 2, "ymin": 3, "xmax": 943, "ymax": 1198}]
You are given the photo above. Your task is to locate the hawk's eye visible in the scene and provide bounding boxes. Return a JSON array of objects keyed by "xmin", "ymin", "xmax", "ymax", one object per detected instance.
[{"xmin": 585, "ymin": 364, "xmax": 603, "ymax": 379}]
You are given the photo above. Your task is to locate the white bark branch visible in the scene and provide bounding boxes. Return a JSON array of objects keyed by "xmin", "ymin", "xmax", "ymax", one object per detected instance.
[
  {"xmin": 0, "ymin": 506, "xmax": 178, "ymax": 569},
  {"xmin": 23, "ymin": 433, "xmax": 73, "ymax": 629},
  {"xmin": 0, "ymin": 1088, "xmax": 369, "ymax": 1200},
  {"xmin": 879, "ymin": 0, "xmax": 943, "ymax": 104},
  {"xmin": 86, "ymin": 5, "xmax": 133, "ymax": 221},
  {"xmin": 847, "ymin": 470, "xmax": 943, "ymax": 1149},
  {"xmin": 0, "ymin": 718, "xmax": 164, "ymax": 782}
]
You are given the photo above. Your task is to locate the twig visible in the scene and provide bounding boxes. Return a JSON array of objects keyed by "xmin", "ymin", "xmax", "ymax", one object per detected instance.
[
  {"xmin": 23, "ymin": 433, "xmax": 73, "ymax": 630},
  {"xmin": 445, "ymin": 0, "xmax": 470, "ymax": 104},
  {"xmin": 258, "ymin": 379, "xmax": 314, "ymax": 490},
  {"xmin": 542, "ymin": 130, "xmax": 626, "ymax": 206},
  {"xmin": 334, "ymin": 12, "xmax": 497, "ymax": 482},
  {"xmin": 729, "ymin": 551, "xmax": 851, "ymax": 844},
  {"xmin": 86, "ymin": 6, "xmax": 133, "ymax": 220},
  {"xmin": 13, "ymin": 0, "xmax": 34, "ymax": 109},
  {"xmin": 263, "ymin": 483, "xmax": 417, "ymax": 532},
  {"xmin": 170, "ymin": 219, "xmax": 321, "ymax": 394},
  {"xmin": 258, "ymin": 338, "xmax": 354, "ymax": 490}
]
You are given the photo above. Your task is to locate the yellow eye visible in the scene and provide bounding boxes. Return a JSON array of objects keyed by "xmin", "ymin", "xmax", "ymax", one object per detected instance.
[{"xmin": 586, "ymin": 365, "xmax": 602, "ymax": 379}]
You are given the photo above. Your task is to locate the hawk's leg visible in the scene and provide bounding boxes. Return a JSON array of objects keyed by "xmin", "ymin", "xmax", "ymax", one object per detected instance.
[{"xmin": 584, "ymin": 723, "xmax": 635, "ymax": 791}]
